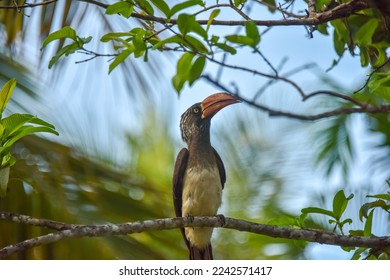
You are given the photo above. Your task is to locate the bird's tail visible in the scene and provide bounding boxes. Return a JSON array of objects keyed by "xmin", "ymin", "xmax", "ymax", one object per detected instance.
[{"xmin": 189, "ymin": 243, "xmax": 213, "ymax": 260}]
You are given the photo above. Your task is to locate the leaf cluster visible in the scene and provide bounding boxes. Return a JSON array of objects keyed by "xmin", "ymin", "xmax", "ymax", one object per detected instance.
[
  {"xmin": 0, "ymin": 79, "xmax": 58, "ymax": 197},
  {"xmin": 301, "ymin": 189, "xmax": 390, "ymax": 259}
]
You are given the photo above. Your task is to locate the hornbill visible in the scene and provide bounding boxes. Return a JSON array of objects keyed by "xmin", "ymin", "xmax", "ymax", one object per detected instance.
[{"xmin": 172, "ymin": 92, "xmax": 240, "ymax": 260}]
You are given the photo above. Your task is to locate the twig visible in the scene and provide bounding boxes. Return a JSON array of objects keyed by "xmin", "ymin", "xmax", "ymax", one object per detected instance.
[
  {"xmin": 0, "ymin": 0, "xmax": 57, "ymax": 9},
  {"xmin": 354, "ymin": 57, "xmax": 390, "ymax": 93},
  {"xmin": 0, "ymin": 211, "xmax": 79, "ymax": 231},
  {"xmin": 254, "ymin": 0, "xmax": 305, "ymax": 19},
  {"xmin": 1, "ymin": 215, "xmax": 389, "ymax": 258},
  {"xmin": 202, "ymin": 74, "xmax": 390, "ymax": 121}
]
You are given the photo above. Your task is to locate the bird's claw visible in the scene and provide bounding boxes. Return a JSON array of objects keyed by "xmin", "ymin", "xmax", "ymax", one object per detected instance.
[
  {"xmin": 216, "ymin": 214, "xmax": 226, "ymax": 226},
  {"xmin": 186, "ymin": 214, "xmax": 195, "ymax": 223}
]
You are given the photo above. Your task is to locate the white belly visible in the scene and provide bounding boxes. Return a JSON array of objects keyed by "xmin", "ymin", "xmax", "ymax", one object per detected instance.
[{"xmin": 182, "ymin": 165, "xmax": 222, "ymax": 248}]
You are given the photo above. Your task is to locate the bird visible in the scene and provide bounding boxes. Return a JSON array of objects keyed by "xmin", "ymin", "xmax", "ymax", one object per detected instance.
[{"xmin": 172, "ymin": 92, "xmax": 240, "ymax": 260}]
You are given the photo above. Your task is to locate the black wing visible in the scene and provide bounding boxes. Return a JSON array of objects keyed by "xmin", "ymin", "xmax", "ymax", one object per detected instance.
[
  {"xmin": 213, "ymin": 148, "xmax": 226, "ymax": 189},
  {"xmin": 172, "ymin": 148, "xmax": 190, "ymax": 249}
]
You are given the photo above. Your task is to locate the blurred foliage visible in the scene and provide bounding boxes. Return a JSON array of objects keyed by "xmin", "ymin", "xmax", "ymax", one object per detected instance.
[{"xmin": 1, "ymin": 0, "xmax": 390, "ymax": 260}]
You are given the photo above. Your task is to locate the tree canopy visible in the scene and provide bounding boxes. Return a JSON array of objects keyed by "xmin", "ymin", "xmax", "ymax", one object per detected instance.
[{"xmin": 0, "ymin": 0, "xmax": 389, "ymax": 260}]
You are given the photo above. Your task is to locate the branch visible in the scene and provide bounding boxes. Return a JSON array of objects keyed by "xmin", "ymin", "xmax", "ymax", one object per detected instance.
[
  {"xmin": 0, "ymin": 0, "xmax": 57, "ymax": 9},
  {"xmin": 202, "ymin": 74, "xmax": 390, "ymax": 121},
  {"xmin": 1, "ymin": 213, "xmax": 390, "ymax": 258},
  {"xmin": 2, "ymin": 0, "xmax": 372, "ymax": 27}
]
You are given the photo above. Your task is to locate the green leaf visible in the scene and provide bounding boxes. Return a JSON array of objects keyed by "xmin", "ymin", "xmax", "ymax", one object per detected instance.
[
  {"xmin": 177, "ymin": 14, "xmax": 207, "ymax": 39},
  {"xmin": 367, "ymin": 193, "xmax": 390, "ymax": 201},
  {"xmin": 184, "ymin": 35, "xmax": 209, "ymax": 53},
  {"xmin": 1, "ymin": 126, "xmax": 58, "ymax": 157},
  {"xmin": 351, "ymin": 248, "xmax": 368, "ymax": 260},
  {"xmin": 225, "ymin": 35, "xmax": 254, "ymax": 46},
  {"xmin": 41, "ymin": 26, "xmax": 77, "ymax": 50},
  {"xmin": 332, "ymin": 190, "xmax": 353, "ymax": 220},
  {"xmin": 2, "ymin": 114, "xmax": 36, "ymax": 139},
  {"xmin": 245, "ymin": 21, "xmax": 260, "ymax": 46},
  {"xmin": 169, "ymin": 0, "xmax": 203, "ymax": 17},
  {"xmin": 152, "ymin": 35, "xmax": 185, "ymax": 50},
  {"xmin": 150, "ymin": 0, "xmax": 171, "ymax": 17},
  {"xmin": 215, "ymin": 42, "xmax": 237, "ymax": 54},
  {"xmin": 317, "ymin": 23, "xmax": 329, "ymax": 35},
  {"xmin": 106, "ymin": 1, "xmax": 134, "ymax": 18},
  {"xmin": 109, "ymin": 48, "xmax": 133, "ymax": 74},
  {"xmin": 332, "ymin": 20, "xmax": 348, "ymax": 56},
  {"xmin": 207, "ymin": 9, "xmax": 220, "ymax": 31},
  {"xmin": 349, "ymin": 229, "xmax": 364, "ymax": 236},
  {"xmin": 359, "ymin": 200, "xmax": 389, "ymax": 221},
  {"xmin": 234, "ymin": 0, "xmax": 247, "ymax": 6},
  {"xmin": 359, "ymin": 46, "xmax": 370, "ymax": 67},
  {"xmin": 368, "ymin": 73, "xmax": 390, "ymax": 103},
  {"xmin": 301, "ymin": 207, "xmax": 335, "ymax": 218},
  {"xmin": 172, "ymin": 53, "xmax": 195, "ymax": 93},
  {"xmin": 136, "ymin": 0, "xmax": 154, "ymax": 15},
  {"xmin": 188, "ymin": 56, "xmax": 206, "ymax": 85},
  {"xmin": 355, "ymin": 18, "xmax": 378, "ymax": 46},
  {"xmin": 47, "ymin": 42, "xmax": 80, "ymax": 69},
  {"xmin": 132, "ymin": 28, "xmax": 146, "ymax": 51},
  {"xmin": 0, "ymin": 78, "xmax": 16, "ymax": 115},
  {"xmin": 100, "ymin": 32, "xmax": 132, "ymax": 43},
  {"xmin": 363, "ymin": 210, "xmax": 374, "ymax": 237}
]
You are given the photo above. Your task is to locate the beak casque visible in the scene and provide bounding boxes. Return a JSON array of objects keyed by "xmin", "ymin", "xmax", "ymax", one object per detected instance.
[{"xmin": 201, "ymin": 92, "xmax": 240, "ymax": 119}]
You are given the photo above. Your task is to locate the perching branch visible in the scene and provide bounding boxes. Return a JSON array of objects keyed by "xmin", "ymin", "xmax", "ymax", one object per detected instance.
[{"xmin": 1, "ymin": 212, "xmax": 389, "ymax": 258}]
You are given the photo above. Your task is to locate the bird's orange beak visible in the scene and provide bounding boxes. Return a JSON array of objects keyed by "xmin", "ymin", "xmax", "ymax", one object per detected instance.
[{"xmin": 201, "ymin": 92, "xmax": 240, "ymax": 119}]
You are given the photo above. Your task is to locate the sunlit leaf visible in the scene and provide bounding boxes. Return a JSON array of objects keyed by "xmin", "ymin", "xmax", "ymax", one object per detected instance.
[
  {"xmin": 150, "ymin": 0, "xmax": 171, "ymax": 17},
  {"xmin": 207, "ymin": 9, "xmax": 220, "ymax": 31},
  {"xmin": 48, "ymin": 42, "xmax": 80, "ymax": 69},
  {"xmin": 106, "ymin": 1, "xmax": 134, "ymax": 18},
  {"xmin": 0, "ymin": 78, "xmax": 16, "ymax": 115},
  {"xmin": 152, "ymin": 35, "xmax": 185, "ymax": 50},
  {"xmin": 169, "ymin": 0, "xmax": 203, "ymax": 17},
  {"xmin": 136, "ymin": 0, "xmax": 154, "ymax": 15},
  {"xmin": 363, "ymin": 210, "xmax": 373, "ymax": 237},
  {"xmin": 355, "ymin": 18, "xmax": 378, "ymax": 46},
  {"xmin": 188, "ymin": 56, "xmax": 206, "ymax": 85},
  {"xmin": 332, "ymin": 190, "xmax": 353, "ymax": 220},
  {"xmin": 172, "ymin": 52, "xmax": 194, "ymax": 93},
  {"xmin": 245, "ymin": 21, "xmax": 260, "ymax": 46},
  {"xmin": 215, "ymin": 42, "xmax": 237, "ymax": 54},
  {"xmin": 225, "ymin": 35, "xmax": 254, "ymax": 46},
  {"xmin": 301, "ymin": 207, "xmax": 335, "ymax": 218},
  {"xmin": 177, "ymin": 14, "xmax": 207, "ymax": 39},
  {"xmin": 184, "ymin": 35, "xmax": 209, "ymax": 53},
  {"xmin": 41, "ymin": 26, "xmax": 77, "ymax": 50},
  {"xmin": 109, "ymin": 48, "xmax": 133, "ymax": 74}
]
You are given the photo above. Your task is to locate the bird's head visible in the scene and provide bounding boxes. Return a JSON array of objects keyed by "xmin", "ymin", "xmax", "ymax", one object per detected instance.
[{"xmin": 180, "ymin": 92, "xmax": 240, "ymax": 144}]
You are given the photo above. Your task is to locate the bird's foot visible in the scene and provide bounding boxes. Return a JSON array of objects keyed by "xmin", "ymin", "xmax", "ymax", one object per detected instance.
[
  {"xmin": 216, "ymin": 214, "xmax": 226, "ymax": 226},
  {"xmin": 186, "ymin": 214, "xmax": 195, "ymax": 223}
]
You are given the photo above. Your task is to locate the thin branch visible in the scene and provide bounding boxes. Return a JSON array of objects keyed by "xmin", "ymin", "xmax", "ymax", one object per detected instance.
[
  {"xmin": 354, "ymin": 57, "xmax": 390, "ymax": 93},
  {"xmin": 2, "ymin": 0, "xmax": 371, "ymax": 28},
  {"xmin": 204, "ymin": 54, "xmax": 306, "ymax": 98},
  {"xmin": 0, "ymin": 211, "xmax": 79, "ymax": 231},
  {"xmin": 1, "ymin": 215, "xmax": 389, "ymax": 258},
  {"xmin": 202, "ymin": 74, "xmax": 390, "ymax": 121},
  {"xmin": 240, "ymin": 96, "xmax": 390, "ymax": 121},
  {"xmin": 254, "ymin": 0, "xmax": 305, "ymax": 19},
  {"xmin": 0, "ymin": 0, "xmax": 57, "ymax": 9}
]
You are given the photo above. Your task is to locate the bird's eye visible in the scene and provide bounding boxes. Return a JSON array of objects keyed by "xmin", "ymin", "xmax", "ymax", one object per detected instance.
[{"xmin": 192, "ymin": 107, "xmax": 200, "ymax": 114}]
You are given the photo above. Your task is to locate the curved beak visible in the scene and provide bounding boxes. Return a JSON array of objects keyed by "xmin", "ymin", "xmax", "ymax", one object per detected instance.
[{"xmin": 201, "ymin": 92, "xmax": 240, "ymax": 119}]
